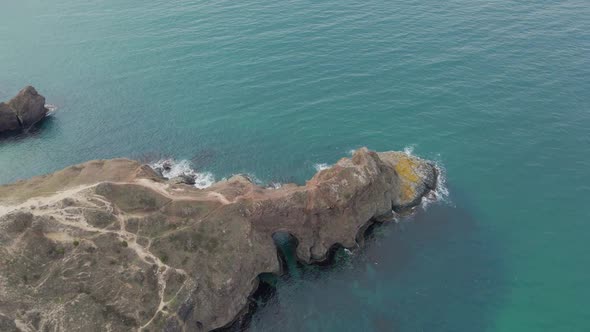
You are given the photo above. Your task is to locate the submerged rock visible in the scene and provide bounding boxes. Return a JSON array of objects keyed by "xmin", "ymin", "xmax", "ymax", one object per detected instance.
[
  {"xmin": 0, "ymin": 86, "xmax": 49, "ymax": 133},
  {"xmin": 0, "ymin": 148, "xmax": 438, "ymax": 331}
]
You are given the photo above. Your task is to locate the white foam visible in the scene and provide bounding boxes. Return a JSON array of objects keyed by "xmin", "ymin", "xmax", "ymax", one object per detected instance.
[
  {"xmin": 149, "ymin": 159, "xmax": 215, "ymax": 189},
  {"xmin": 267, "ymin": 182, "xmax": 283, "ymax": 189},
  {"xmin": 45, "ymin": 104, "xmax": 58, "ymax": 115},
  {"xmin": 432, "ymin": 162, "xmax": 450, "ymax": 203},
  {"xmin": 314, "ymin": 163, "xmax": 331, "ymax": 172},
  {"xmin": 401, "ymin": 145, "xmax": 450, "ymax": 209},
  {"xmin": 192, "ymin": 172, "xmax": 215, "ymax": 189},
  {"xmin": 419, "ymin": 161, "xmax": 451, "ymax": 209},
  {"xmin": 403, "ymin": 144, "xmax": 416, "ymax": 155}
]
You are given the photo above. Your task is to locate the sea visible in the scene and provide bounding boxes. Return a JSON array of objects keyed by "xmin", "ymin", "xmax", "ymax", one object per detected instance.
[{"xmin": 1, "ymin": 0, "xmax": 589, "ymax": 331}]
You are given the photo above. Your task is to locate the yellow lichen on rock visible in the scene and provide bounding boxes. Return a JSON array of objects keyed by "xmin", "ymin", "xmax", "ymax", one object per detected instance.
[
  {"xmin": 400, "ymin": 183, "xmax": 416, "ymax": 201},
  {"xmin": 394, "ymin": 155, "xmax": 421, "ymax": 201},
  {"xmin": 394, "ymin": 155, "xmax": 420, "ymax": 183}
]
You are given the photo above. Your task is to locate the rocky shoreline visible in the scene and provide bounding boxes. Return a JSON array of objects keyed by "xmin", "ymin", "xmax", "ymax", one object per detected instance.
[{"xmin": 0, "ymin": 148, "xmax": 438, "ymax": 331}]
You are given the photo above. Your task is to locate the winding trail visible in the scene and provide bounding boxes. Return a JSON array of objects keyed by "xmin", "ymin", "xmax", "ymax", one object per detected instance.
[{"xmin": 0, "ymin": 181, "xmax": 202, "ymax": 331}]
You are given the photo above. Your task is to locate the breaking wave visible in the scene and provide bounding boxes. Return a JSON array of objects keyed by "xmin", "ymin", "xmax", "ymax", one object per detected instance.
[
  {"xmin": 314, "ymin": 163, "xmax": 331, "ymax": 171},
  {"xmin": 149, "ymin": 159, "xmax": 215, "ymax": 189},
  {"xmin": 267, "ymin": 182, "xmax": 283, "ymax": 189},
  {"xmin": 148, "ymin": 147, "xmax": 450, "ymax": 206},
  {"xmin": 401, "ymin": 145, "xmax": 451, "ymax": 208},
  {"xmin": 45, "ymin": 104, "xmax": 58, "ymax": 115},
  {"xmin": 403, "ymin": 144, "xmax": 416, "ymax": 156}
]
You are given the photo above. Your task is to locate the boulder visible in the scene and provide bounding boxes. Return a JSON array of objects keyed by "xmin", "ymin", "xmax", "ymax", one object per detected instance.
[
  {"xmin": 0, "ymin": 86, "xmax": 49, "ymax": 133},
  {"xmin": 8, "ymin": 86, "xmax": 49, "ymax": 127},
  {"xmin": 168, "ymin": 174, "xmax": 196, "ymax": 185}
]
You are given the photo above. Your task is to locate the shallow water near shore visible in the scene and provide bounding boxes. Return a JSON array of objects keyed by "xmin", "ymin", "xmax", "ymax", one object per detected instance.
[{"xmin": 1, "ymin": 0, "xmax": 589, "ymax": 331}]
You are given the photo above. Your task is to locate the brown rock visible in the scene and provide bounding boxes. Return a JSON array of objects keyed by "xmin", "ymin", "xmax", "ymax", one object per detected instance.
[
  {"xmin": 378, "ymin": 151, "xmax": 438, "ymax": 210},
  {"xmin": 0, "ymin": 148, "xmax": 439, "ymax": 331},
  {"xmin": 0, "ymin": 86, "xmax": 50, "ymax": 133},
  {"xmin": 7, "ymin": 86, "xmax": 49, "ymax": 128},
  {"xmin": 0, "ymin": 102, "xmax": 20, "ymax": 132}
]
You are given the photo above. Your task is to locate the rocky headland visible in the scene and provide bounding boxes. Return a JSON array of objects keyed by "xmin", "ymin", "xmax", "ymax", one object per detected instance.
[
  {"xmin": 0, "ymin": 86, "xmax": 49, "ymax": 134},
  {"xmin": 0, "ymin": 148, "xmax": 438, "ymax": 331}
]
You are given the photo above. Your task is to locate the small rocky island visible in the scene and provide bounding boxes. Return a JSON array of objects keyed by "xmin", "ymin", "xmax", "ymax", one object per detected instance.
[
  {"xmin": 0, "ymin": 148, "xmax": 437, "ymax": 331},
  {"xmin": 0, "ymin": 86, "xmax": 49, "ymax": 133}
]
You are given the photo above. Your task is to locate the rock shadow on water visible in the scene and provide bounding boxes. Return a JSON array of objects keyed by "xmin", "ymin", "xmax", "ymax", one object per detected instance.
[{"xmin": 244, "ymin": 198, "xmax": 507, "ymax": 332}]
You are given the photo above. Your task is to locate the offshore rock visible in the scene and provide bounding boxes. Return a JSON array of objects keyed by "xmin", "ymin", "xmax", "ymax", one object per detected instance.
[
  {"xmin": 0, "ymin": 148, "xmax": 437, "ymax": 331},
  {"xmin": 0, "ymin": 86, "xmax": 49, "ymax": 133}
]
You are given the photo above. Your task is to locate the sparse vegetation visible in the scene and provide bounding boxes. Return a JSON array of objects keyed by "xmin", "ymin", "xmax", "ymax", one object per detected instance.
[{"xmin": 73, "ymin": 240, "xmax": 80, "ymax": 246}]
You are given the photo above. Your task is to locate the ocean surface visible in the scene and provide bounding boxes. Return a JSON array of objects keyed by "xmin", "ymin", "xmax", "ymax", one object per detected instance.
[{"xmin": 1, "ymin": 0, "xmax": 589, "ymax": 331}]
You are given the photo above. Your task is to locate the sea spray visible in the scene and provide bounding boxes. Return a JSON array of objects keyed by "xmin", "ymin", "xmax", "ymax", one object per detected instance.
[
  {"xmin": 314, "ymin": 163, "xmax": 331, "ymax": 171},
  {"xmin": 149, "ymin": 159, "xmax": 286, "ymax": 190},
  {"xmin": 149, "ymin": 149, "xmax": 450, "ymax": 208},
  {"xmin": 149, "ymin": 159, "xmax": 215, "ymax": 189},
  {"xmin": 403, "ymin": 145, "xmax": 416, "ymax": 156},
  {"xmin": 400, "ymin": 146, "xmax": 450, "ymax": 208},
  {"xmin": 45, "ymin": 104, "xmax": 58, "ymax": 115}
]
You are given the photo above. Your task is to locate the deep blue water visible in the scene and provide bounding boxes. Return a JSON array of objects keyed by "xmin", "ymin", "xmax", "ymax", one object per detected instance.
[{"xmin": 1, "ymin": 0, "xmax": 589, "ymax": 330}]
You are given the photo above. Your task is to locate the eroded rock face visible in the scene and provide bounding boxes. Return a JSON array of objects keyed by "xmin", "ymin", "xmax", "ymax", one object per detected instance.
[
  {"xmin": 0, "ymin": 102, "xmax": 21, "ymax": 132},
  {"xmin": 168, "ymin": 174, "xmax": 196, "ymax": 186},
  {"xmin": 0, "ymin": 148, "xmax": 438, "ymax": 331},
  {"xmin": 0, "ymin": 86, "xmax": 49, "ymax": 133}
]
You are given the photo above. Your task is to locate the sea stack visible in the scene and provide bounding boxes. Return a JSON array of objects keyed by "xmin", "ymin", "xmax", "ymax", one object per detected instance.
[{"xmin": 0, "ymin": 86, "xmax": 49, "ymax": 133}]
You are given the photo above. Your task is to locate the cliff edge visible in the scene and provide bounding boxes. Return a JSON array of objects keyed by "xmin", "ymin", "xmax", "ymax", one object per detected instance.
[{"xmin": 0, "ymin": 148, "xmax": 437, "ymax": 331}]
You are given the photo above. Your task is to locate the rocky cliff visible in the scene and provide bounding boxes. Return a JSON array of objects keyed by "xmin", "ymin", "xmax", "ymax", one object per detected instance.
[
  {"xmin": 0, "ymin": 86, "xmax": 49, "ymax": 133},
  {"xmin": 0, "ymin": 148, "xmax": 437, "ymax": 331}
]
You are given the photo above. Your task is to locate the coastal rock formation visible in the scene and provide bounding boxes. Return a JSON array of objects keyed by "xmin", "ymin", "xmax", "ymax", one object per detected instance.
[
  {"xmin": 0, "ymin": 86, "xmax": 49, "ymax": 133},
  {"xmin": 0, "ymin": 148, "xmax": 438, "ymax": 331},
  {"xmin": 0, "ymin": 103, "xmax": 21, "ymax": 132},
  {"xmin": 168, "ymin": 174, "xmax": 197, "ymax": 186}
]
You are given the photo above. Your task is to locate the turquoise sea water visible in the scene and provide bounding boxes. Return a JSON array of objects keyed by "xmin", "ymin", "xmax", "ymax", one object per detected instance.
[{"xmin": 1, "ymin": 0, "xmax": 589, "ymax": 331}]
